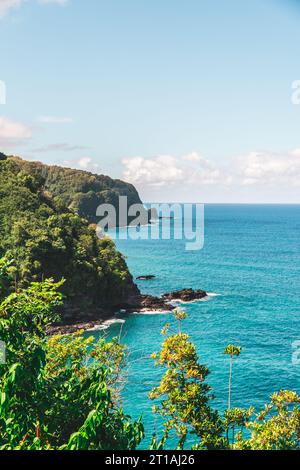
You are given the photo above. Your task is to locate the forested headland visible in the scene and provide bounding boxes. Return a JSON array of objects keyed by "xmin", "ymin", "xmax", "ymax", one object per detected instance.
[{"xmin": 0, "ymin": 153, "xmax": 139, "ymax": 322}]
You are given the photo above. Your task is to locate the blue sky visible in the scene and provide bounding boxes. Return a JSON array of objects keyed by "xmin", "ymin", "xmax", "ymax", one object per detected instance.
[{"xmin": 0, "ymin": 0, "xmax": 300, "ymax": 202}]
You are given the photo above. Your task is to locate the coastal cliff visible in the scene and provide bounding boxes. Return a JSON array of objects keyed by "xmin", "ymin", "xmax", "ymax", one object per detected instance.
[
  {"xmin": 0, "ymin": 154, "xmax": 139, "ymax": 322},
  {"xmin": 10, "ymin": 156, "xmax": 151, "ymax": 226},
  {"xmin": 0, "ymin": 153, "xmax": 207, "ymax": 332}
]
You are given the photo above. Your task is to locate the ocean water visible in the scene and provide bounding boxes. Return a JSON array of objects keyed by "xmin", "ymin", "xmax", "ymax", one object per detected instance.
[{"xmin": 90, "ymin": 204, "xmax": 300, "ymax": 447}]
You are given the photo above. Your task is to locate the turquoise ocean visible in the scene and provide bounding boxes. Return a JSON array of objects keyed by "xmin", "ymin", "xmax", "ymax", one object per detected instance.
[{"xmin": 90, "ymin": 204, "xmax": 300, "ymax": 447}]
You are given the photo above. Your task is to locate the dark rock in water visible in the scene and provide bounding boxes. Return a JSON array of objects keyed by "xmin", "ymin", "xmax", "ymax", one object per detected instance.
[
  {"xmin": 121, "ymin": 295, "xmax": 173, "ymax": 313},
  {"xmin": 163, "ymin": 288, "xmax": 207, "ymax": 302},
  {"xmin": 137, "ymin": 275, "xmax": 156, "ymax": 280},
  {"xmin": 138, "ymin": 295, "xmax": 173, "ymax": 311},
  {"xmin": 116, "ymin": 288, "xmax": 208, "ymax": 315}
]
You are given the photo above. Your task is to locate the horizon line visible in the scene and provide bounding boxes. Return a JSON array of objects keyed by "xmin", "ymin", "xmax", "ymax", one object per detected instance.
[{"xmin": 144, "ymin": 202, "xmax": 300, "ymax": 205}]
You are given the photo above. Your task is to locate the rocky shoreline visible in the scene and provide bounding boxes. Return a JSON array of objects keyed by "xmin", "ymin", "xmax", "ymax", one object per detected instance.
[{"xmin": 47, "ymin": 288, "xmax": 207, "ymax": 336}]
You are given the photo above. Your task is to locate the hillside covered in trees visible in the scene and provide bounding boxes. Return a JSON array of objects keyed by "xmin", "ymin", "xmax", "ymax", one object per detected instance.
[
  {"xmin": 10, "ymin": 156, "xmax": 149, "ymax": 225},
  {"xmin": 0, "ymin": 153, "xmax": 139, "ymax": 322}
]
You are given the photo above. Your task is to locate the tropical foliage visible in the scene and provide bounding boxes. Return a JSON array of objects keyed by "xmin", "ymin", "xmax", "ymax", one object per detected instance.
[
  {"xmin": 0, "ymin": 266, "xmax": 143, "ymax": 450},
  {"xmin": 10, "ymin": 156, "xmax": 148, "ymax": 225},
  {"xmin": 234, "ymin": 390, "xmax": 300, "ymax": 450},
  {"xmin": 150, "ymin": 310, "xmax": 225, "ymax": 450},
  {"xmin": 224, "ymin": 344, "xmax": 242, "ymax": 409},
  {"xmin": 149, "ymin": 310, "xmax": 300, "ymax": 450},
  {"xmin": 0, "ymin": 261, "xmax": 299, "ymax": 450},
  {"xmin": 0, "ymin": 156, "xmax": 138, "ymax": 315}
]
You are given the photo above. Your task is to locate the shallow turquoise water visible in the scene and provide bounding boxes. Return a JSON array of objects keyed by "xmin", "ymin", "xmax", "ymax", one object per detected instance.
[{"xmin": 91, "ymin": 204, "xmax": 300, "ymax": 447}]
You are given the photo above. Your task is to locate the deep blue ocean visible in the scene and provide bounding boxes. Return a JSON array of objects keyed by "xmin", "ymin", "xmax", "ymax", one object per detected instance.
[{"xmin": 91, "ymin": 204, "xmax": 300, "ymax": 447}]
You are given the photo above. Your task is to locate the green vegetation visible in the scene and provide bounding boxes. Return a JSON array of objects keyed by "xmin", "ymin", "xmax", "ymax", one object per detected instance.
[
  {"xmin": 234, "ymin": 390, "xmax": 300, "ymax": 450},
  {"xmin": 224, "ymin": 344, "xmax": 242, "ymax": 409},
  {"xmin": 10, "ymin": 156, "xmax": 148, "ymax": 225},
  {"xmin": 149, "ymin": 310, "xmax": 300, "ymax": 450},
  {"xmin": 150, "ymin": 310, "xmax": 225, "ymax": 450},
  {"xmin": 0, "ymin": 263, "xmax": 299, "ymax": 450},
  {"xmin": 0, "ymin": 155, "xmax": 138, "ymax": 316},
  {"xmin": 0, "ymin": 263, "xmax": 144, "ymax": 450}
]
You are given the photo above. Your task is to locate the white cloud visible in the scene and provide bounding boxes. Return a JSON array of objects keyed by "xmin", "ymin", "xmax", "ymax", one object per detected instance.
[
  {"xmin": 77, "ymin": 157, "xmax": 97, "ymax": 170},
  {"xmin": 236, "ymin": 150, "xmax": 300, "ymax": 187},
  {"xmin": 37, "ymin": 115, "xmax": 73, "ymax": 124},
  {"xmin": 122, "ymin": 152, "xmax": 226, "ymax": 187},
  {"xmin": 122, "ymin": 149, "xmax": 300, "ymax": 192},
  {"xmin": 62, "ymin": 156, "xmax": 100, "ymax": 172},
  {"xmin": 0, "ymin": 117, "xmax": 32, "ymax": 147},
  {"xmin": 182, "ymin": 152, "xmax": 203, "ymax": 162},
  {"xmin": 0, "ymin": 0, "xmax": 69, "ymax": 18},
  {"xmin": 0, "ymin": 0, "xmax": 26, "ymax": 18},
  {"xmin": 122, "ymin": 155, "xmax": 183, "ymax": 187}
]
